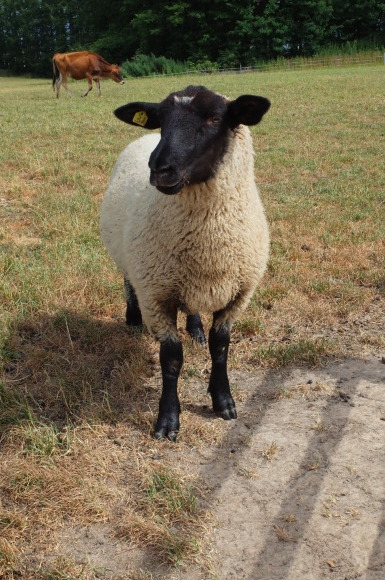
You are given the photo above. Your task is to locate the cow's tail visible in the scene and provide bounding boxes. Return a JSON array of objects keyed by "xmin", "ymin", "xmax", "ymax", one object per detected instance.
[{"xmin": 52, "ymin": 58, "xmax": 60, "ymax": 91}]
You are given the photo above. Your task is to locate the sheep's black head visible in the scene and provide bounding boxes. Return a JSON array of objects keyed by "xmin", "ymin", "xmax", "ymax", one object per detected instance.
[{"xmin": 114, "ymin": 85, "xmax": 270, "ymax": 195}]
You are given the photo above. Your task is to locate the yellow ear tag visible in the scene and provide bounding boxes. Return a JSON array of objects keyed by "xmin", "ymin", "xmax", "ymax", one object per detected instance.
[{"xmin": 133, "ymin": 111, "xmax": 148, "ymax": 126}]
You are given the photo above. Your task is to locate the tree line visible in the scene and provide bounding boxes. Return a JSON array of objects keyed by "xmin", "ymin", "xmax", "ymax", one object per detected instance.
[{"xmin": 1, "ymin": 0, "xmax": 384, "ymax": 77}]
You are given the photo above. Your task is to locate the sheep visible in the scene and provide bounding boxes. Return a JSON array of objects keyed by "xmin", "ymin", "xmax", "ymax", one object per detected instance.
[{"xmin": 100, "ymin": 85, "xmax": 270, "ymax": 441}]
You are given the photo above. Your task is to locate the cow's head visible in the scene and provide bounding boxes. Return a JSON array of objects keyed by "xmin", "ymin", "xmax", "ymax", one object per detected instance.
[
  {"xmin": 114, "ymin": 85, "xmax": 270, "ymax": 195},
  {"xmin": 111, "ymin": 65, "xmax": 124, "ymax": 84}
]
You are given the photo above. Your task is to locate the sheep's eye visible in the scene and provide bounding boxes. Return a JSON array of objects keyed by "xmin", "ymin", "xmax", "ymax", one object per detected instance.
[{"xmin": 207, "ymin": 116, "xmax": 221, "ymax": 125}]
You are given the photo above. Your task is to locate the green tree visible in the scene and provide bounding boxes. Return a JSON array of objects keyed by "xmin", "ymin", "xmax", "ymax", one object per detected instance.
[
  {"xmin": 279, "ymin": 0, "xmax": 333, "ymax": 56},
  {"xmin": 0, "ymin": 0, "xmax": 52, "ymax": 74},
  {"xmin": 123, "ymin": 0, "xmax": 244, "ymax": 62},
  {"xmin": 329, "ymin": 0, "xmax": 385, "ymax": 46},
  {"xmin": 0, "ymin": 0, "xmax": 93, "ymax": 75},
  {"xmin": 227, "ymin": 0, "xmax": 289, "ymax": 63}
]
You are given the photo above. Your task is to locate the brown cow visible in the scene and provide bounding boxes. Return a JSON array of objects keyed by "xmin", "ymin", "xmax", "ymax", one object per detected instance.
[{"xmin": 52, "ymin": 51, "xmax": 124, "ymax": 98}]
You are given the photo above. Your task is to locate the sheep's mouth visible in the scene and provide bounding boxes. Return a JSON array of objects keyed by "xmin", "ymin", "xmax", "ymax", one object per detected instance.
[
  {"xmin": 155, "ymin": 181, "xmax": 185, "ymax": 195},
  {"xmin": 150, "ymin": 168, "xmax": 188, "ymax": 195}
]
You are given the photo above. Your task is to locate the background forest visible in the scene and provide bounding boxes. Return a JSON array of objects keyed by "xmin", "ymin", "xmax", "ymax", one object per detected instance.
[{"xmin": 1, "ymin": 0, "xmax": 385, "ymax": 76}]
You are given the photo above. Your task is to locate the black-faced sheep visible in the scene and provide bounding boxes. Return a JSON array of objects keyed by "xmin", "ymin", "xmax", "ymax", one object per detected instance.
[{"xmin": 100, "ymin": 85, "xmax": 270, "ymax": 441}]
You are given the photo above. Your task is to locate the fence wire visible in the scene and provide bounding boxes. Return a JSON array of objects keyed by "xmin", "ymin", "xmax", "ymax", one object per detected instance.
[{"xmin": 145, "ymin": 53, "xmax": 385, "ymax": 78}]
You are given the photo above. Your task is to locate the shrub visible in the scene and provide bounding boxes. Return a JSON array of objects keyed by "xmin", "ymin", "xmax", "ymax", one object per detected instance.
[
  {"xmin": 186, "ymin": 59, "xmax": 220, "ymax": 73},
  {"xmin": 121, "ymin": 53, "xmax": 187, "ymax": 78}
]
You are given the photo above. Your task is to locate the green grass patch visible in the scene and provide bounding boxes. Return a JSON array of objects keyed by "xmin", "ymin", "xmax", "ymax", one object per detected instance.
[
  {"xmin": 146, "ymin": 467, "xmax": 198, "ymax": 516},
  {"xmin": 18, "ymin": 422, "xmax": 72, "ymax": 457},
  {"xmin": 253, "ymin": 338, "xmax": 333, "ymax": 367},
  {"xmin": 0, "ymin": 382, "xmax": 34, "ymax": 432}
]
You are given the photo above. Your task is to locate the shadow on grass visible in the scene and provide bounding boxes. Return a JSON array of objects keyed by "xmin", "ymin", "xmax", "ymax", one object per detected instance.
[{"xmin": 1, "ymin": 309, "xmax": 156, "ymax": 435}]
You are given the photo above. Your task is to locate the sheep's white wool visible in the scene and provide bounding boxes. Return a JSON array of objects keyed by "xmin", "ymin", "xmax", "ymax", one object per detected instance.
[{"xmin": 100, "ymin": 125, "xmax": 269, "ymax": 342}]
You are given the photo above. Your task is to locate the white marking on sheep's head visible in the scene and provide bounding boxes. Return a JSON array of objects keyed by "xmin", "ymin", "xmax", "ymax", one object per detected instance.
[
  {"xmin": 174, "ymin": 95, "xmax": 194, "ymax": 105},
  {"xmin": 114, "ymin": 85, "xmax": 270, "ymax": 195}
]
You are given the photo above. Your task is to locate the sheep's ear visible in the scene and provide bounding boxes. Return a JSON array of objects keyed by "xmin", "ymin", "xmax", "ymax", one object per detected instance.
[
  {"xmin": 227, "ymin": 95, "xmax": 270, "ymax": 128},
  {"xmin": 114, "ymin": 102, "xmax": 160, "ymax": 129}
]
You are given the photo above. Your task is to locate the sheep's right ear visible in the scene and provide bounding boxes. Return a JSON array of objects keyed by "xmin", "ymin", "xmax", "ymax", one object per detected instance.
[
  {"xmin": 114, "ymin": 102, "xmax": 160, "ymax": 129},
  {"xmin": 227, "ymin": 95, "xmax": 270, "ymax": 128}
]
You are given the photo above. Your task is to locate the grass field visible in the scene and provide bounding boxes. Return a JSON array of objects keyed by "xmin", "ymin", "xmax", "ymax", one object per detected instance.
[{"xmin": 0, "ymin": 66, "xmax": 384, "ymax": 578}]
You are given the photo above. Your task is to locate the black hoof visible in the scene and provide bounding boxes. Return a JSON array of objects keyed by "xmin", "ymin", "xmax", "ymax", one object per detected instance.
[
  {"xmin": 215, "ymin": 406, "xmax": 238, "ymax": 420},
  {"xmin": 154, "ymin": 429, "xmax": 178, "ymax": 442},
  {"xmin": 211, "ymin": 393, "xmax": 237, "ymax": 421},
  {"xmin": 154, "ymin": 412, "xmax": 180, "ymax": 442}
]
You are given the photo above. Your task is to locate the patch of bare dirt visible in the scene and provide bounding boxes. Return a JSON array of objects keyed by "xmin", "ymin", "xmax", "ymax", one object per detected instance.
[{"xmin": 55, "ymin": 355, "xmax": 385, "ymax": 579}]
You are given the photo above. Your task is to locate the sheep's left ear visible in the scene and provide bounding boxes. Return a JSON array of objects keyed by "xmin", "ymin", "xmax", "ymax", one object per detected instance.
[
  {"xmin": 227, "ymin": 95, "xmax": 270, "ymax": 128},
  {"xmin": 114, "ymin": 102, "xmax": 160, "ymax": 129}
]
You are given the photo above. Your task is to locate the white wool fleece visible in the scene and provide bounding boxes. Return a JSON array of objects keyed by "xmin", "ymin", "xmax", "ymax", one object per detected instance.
[{"xmin": 100, "ymin": 125, "xmax": 269, "ymax": 342}]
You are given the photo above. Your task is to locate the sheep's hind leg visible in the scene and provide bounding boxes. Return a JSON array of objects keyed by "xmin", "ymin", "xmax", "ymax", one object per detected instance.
[
  {"xmin": 186, "ymin": 313, "xmax": 206, "ymax": 346},
  {"xmin": 124, "ymin": 278, "xmax": 142, "ymax": 327},
  {"xmin": 208, "ymin": 314, "xmax": 237, "ymax": 420},
  {"xmin": 155, "ymin": 336, "xmax": 183, "ymax": 441}
]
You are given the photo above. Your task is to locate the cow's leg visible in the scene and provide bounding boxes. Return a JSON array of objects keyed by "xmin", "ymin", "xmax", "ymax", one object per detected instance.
[
  {"xmin": 82, "ymin": 75, "xmax": 93, "ymax": 97},
  {"xmin": 95, "ymin": 79, "xmax": 101, "ymax": 97},
  {"xmin": 55, "ymin": 78, "xmax": 61, "ymax": 98},
  {"xmin": 60, "ymin": 74, "xmax": 72, "ymax": 98},
  {"xmin": 55, "ymin": 74, "xmax": 62, "ymax": 98}
]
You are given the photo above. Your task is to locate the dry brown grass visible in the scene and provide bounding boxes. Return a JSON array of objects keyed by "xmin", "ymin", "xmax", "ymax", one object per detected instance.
[
  {"xmin": 0, "ymin": 423, "xmax": 214, "ymax": 577},
  {"xmin": 261, "ymin": 441, "xmax": 279, "ymax": 461}
]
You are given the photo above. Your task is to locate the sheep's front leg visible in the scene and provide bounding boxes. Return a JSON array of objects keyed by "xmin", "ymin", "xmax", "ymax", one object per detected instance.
[
  {"xmin": 208, "ymin": 316, "xmax": 237, "ymax": 420},
  {"xmin": 155, "ymin": 337, "xmax": 183, "ymax": 441}
]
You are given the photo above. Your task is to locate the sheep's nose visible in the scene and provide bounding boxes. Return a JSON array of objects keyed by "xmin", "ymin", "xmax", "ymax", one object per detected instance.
[
  {"xmin": 149, "ymin": 144, "xmax": 181, "ymax": 188},
  {"xmin": 150, "ymin": 164, "xmax": 175, "ymax": 187},
  {"xmin": 155, "ymin": 164, "xmax": 173, "ymax": 177}
]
